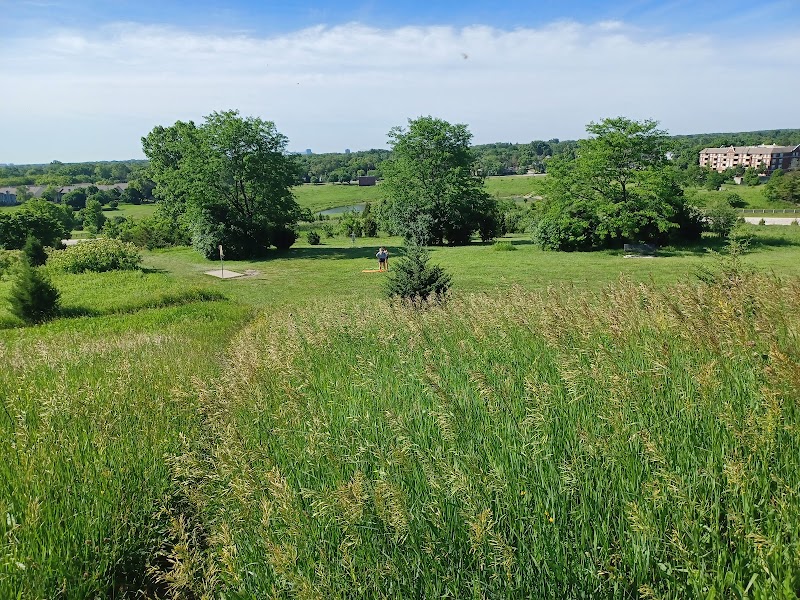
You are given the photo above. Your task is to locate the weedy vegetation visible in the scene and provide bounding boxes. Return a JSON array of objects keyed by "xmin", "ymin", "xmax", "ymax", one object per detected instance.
[{"xmin": 1, "ymin": 229, "xmax": 800, "ymax": 598}]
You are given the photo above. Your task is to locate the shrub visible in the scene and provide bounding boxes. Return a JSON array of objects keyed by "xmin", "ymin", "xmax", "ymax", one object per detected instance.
[
  {"xmin": 339, "ymin": 211, "xmax": 363, "ymax": 237},
  {"xmin": 492, "ymin": 241, "xmax": 516, "ymax": 251},
  {"xmin": 322, "ymin": 223, "xmax": 336, "ymax": 238},
  {"xmin": 705, "ymin": 200, "xmax": 740, "ymax": 238},
  {"xmin": 22, "ymin": 235, "xmax": 48, "ymax": 266},
  {"xmin": 362, "ymin": 215, "xmax": 378, "ymax": 237},
  {"xmin": 48, "ymin": 238, "xmax": 142, "ymax": 273},
  {"xmin": 385, "ymin": 243, "xmax": 451, "ymax": 303},
  {"xmin": 115, "ymin": 214, "xmax": 191, "ymax": 250},
  {"xmin": 0, "ymin": 249, "xmax": 21, "ymax": 279},
  {"xmin": 759, "ymin": 218, "xmax": 766, "ymax": 226},
  {"xmin": 723, "ymin": 192, "xmax": 746, "ymax": 208},
  {"xmin": 8, "ymin": 258, "xmax": 60, "ymax": 323},
  {"xmin": 307, "ymin": 230, "xmax": 321, "ymax": 245},
  {"xmin": 272, "ymin": 226, "xmax": 298, "ymax": 251}
]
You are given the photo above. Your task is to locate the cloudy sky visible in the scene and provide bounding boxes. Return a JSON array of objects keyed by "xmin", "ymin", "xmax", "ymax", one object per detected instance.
[{"xmin": 2, "ymin": 0, "xmax": 799, "ymax": 164}]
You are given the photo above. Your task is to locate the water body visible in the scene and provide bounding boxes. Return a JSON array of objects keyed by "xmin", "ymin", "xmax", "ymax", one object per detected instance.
[{"xmin": 318, "ymin": 203, "xmax": 365, "ymax": 216}]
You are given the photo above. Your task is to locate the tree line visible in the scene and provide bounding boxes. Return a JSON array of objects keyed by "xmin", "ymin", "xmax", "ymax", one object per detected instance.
[
  {"xmin": 4, "ymin": 129, "xmax": 798, "ymax": 190},
  {"xmin": 0, "ymin": 160, "xmax": 148, "ymax": 187}
]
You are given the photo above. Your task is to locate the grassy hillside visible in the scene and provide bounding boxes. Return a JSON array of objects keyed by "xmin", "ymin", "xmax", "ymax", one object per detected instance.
[{"xmin": 2, "ymin": 227, "xmax": 800, "ymax": 597}]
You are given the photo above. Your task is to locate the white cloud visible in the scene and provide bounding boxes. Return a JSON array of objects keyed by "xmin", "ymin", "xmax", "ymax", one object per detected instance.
[{"xmin": 2, "ymin": 21, "xmax": 799, "ymax": 162}]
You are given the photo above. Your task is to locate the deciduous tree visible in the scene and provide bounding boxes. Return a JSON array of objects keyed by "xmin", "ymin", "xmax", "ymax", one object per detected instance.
[
  {"xmin": 534, "ymin": 117, "xmax": 702, "ymax": 250},
  {"xmin": 379, "ymin": 116, "xmax": 492, "ymax": 245},
  {"xmin": 142, "ymin": 110, "xmax": 302, "ymax": 259}
]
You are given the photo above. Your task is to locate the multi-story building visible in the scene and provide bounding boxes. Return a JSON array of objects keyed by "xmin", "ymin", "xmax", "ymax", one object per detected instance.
[{"xmin": 699, "ymin": 144, "xmax": 800, "ymax": 173}]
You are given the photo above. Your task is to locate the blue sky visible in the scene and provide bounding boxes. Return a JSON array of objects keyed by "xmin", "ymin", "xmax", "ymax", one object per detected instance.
[{"xmin": 2, "ymin": 0, "xmax": 799, "ymax": 163}]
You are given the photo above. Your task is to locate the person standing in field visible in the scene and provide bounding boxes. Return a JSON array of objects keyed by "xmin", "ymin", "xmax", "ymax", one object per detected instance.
[{"xmin": 376, "ymin": 246, "xmax": 389, "ymax": 271}]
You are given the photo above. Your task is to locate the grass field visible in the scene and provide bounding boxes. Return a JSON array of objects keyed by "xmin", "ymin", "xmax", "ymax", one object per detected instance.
[
  {"xmin": 106, "ymin": 203, "xmax": 158, "ymax": 219},
  {"xmin": 485, "ymin": 174, "xmax": 547, "ymax": 199},
  {"xmin": 2, "ymin": 218, "xmax": 800, "ymax": 596},
  {"xmin": 291, "ymin": 175, "xmax": 547, "ymax": 214},
  {"xmin": 690, "ymin": 183, "xmax": 800, "ymax": 211}
]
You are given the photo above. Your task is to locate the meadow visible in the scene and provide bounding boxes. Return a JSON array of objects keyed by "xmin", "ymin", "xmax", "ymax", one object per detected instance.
[{"xmin": 1, "ymin": 221, "xmax": 800, "ymax": 597}]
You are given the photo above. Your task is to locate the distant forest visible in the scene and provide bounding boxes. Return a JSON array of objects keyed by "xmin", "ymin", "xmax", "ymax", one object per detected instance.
[{"xmin": 2, "ymin": 128, "xmax": 798, "ymax": 189}]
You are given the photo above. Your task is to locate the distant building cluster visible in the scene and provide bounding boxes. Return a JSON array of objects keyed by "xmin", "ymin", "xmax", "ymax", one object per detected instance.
[
  {"xmin": 0, "ymin": 182, "xmax": 128, "ymax": 206},
  {"xmin": 699, "ymin": 144, "xmax": 800, "ymax": 174}
]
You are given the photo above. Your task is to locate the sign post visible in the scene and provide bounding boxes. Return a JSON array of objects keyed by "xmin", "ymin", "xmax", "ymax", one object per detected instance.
[{"xmin": 219, "ymin": 244, "xmax": 224, "ymax": 277}]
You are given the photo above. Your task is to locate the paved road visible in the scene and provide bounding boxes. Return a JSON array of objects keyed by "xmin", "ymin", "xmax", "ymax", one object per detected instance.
[{"xmin": 743, "ymin": 217, "xmax": 799, "ymax": 225}]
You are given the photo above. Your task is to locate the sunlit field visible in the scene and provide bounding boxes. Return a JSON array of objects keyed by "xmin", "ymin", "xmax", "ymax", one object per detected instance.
[{"xmin": 2, "ymin": 224, "xmax": 800, "ymax": 597}]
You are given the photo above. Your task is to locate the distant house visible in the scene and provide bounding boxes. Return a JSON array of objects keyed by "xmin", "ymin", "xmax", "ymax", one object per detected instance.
[
  {"xmin": 0, "ymin": 187, "xmax": 16, "ymax": 205},
  {"xmin": 357, "ymin": 176, "xmax": 377, "ymax": 186},
  {"xmin": 699, "ymin": 144, "xmax": 800, "ymax": 174}
]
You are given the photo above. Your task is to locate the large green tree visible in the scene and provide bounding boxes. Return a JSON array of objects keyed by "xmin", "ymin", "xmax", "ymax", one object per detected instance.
[
  {"xmin": 378, "ymin": 116, "xmax": 493, "ymax": 245},
  {"xmin": 534, "ymin": 117, "xmax": 702, "ymax": 250},
  {"xmin": 765, "ymin": 169, "xmax": 800, "ymax": 204},
  {"xmin": 0, "ymin": 200, "xmax": 72, "ymax": 249},
  {"xmin": 142, "ymin": 110, "xmax": 302, "ymax": 258}
]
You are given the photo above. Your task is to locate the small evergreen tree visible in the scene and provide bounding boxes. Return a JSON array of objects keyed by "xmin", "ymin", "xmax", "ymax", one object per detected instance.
[
  {"xmin": 22, "ymin": 235, "xmax": 47, "ymax": 266},
  {"xmin": 385, "ymin": 243, "xmax": 451, "ymax": 303},
  {"xmin": 9, "ymin": 258, "xmax": 60, "ymax": 324}
]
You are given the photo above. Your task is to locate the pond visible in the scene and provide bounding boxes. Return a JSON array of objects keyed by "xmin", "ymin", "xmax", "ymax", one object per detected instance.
[{"xmin": 318, "ymin": 203, "xmax": 365, "ymax": 216}]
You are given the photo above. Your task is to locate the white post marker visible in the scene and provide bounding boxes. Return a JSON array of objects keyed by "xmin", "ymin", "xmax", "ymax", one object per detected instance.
[{"xmin": 219, "ymin": 244, "xmax": 224, "ymax": 277}]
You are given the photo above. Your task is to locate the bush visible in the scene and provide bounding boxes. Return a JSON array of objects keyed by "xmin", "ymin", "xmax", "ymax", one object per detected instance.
[
  {"xmin": 385, "ymin": 243, "xmax": 451, "ymax": 303},
  {"xmin": 115, "ymin": 214, "xmax": 191, "ymax": 250},
  {"xmin": 48, "ymin": 238, "xmax": 142, "ymax": 273},
  {"xmin": 705, "ymin": 200, "xmax": 740, "ymax": 238},
  {"xmin": 0, "ymin": 249, "xmax": 21, "ymax": 279},
  {"xmin": 492, "ymin": 241, "xmax": 516, "ymax": 251},
  {"xmin": 322, "ymin": 223, "xmax": 336, "ymax": 238},
  {"xmin": 362, "ymin": 215, "xmax": 378, "ymax": 237},
  {"xmin": 724, "ymin": 192, "xmax": 746, "ymax": 208},
  {"xmin": 22, "ymin": 235, "xmax": 47, "ymax": 266},
  {"xmin": 272, "ymin": 226, "xmax": 298, "ymax": 251},
  {"xmin": 8, "ymin": 258, "xmax": 60, "ymax": 324},
  {"xmin": 339, "ymin": 211, "xmax": 363, "ymax": 237},
  {"xmin": 307, "ymin": 230, "xmax": 321, "ymax": 245},
  {"xmin": 759, "ymin": 218, "xmax": 766, "ymax": 226}
]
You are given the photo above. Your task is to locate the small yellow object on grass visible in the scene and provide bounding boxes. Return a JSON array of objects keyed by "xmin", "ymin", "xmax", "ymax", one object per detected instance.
[{"xmin": 361, "ymin": 269, "xmax": 387, "ymax": 273}]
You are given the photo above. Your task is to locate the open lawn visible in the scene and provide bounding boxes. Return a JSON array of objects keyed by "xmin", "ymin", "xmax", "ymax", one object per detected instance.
[
  {"xmin": 485, "ymin": 173, "xmax": 547, "ymax": 198},
  {"xmin": 2, "ymin": 225, "xmax": 800, "ymax": 597},
  {"xmin": 690, "ymin": 183, "xmax": 799, "ymax": 210},
  {"xmin": 288, "ymin": 175, "xmax": 548, "ymax": 214},
  {"xmin": 293, "ymin": 182, "xmax": 386, "ymax": 213},
  {"xmin": 105, "ymin": 202, "xmax": 158, "ymax": 219}
]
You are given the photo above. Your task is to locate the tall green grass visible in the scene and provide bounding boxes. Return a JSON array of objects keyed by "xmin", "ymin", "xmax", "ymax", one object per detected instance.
[
  {"xmin": 153, "ymin": 270, "xmax": 800, "ymax": 598},
  {"xmin": 0, "ymin": 301, "xmax": 249, "ymax": 598}
]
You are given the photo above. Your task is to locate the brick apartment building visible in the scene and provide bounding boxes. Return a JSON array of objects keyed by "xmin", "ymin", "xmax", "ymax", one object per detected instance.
[{"xmin": 699, "ymin": 144, "xmax": 800, "ymax": 173}]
